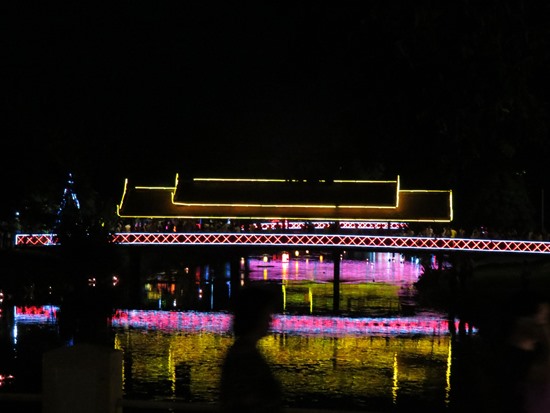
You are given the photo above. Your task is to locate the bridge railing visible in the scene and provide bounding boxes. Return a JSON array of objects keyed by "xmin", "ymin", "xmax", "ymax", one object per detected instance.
[{"xmin": 14, "ymin": 232, "xmax": 550, "ymax": 254}]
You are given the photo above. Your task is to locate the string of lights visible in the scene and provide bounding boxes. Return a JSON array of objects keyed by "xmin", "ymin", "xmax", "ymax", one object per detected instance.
[
  {"xmin": 15, "ymin": 232, "xmax": 550, "ymax": 254},
  {"xmin": 14, "ymin": 306, "xmax": 463, "ymax": 337}
]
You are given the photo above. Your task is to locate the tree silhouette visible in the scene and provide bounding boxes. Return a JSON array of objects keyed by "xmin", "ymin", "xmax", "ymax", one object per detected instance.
[{"xmin": 54, "ymin": 173, "xmax": 86, "ymax": 245}]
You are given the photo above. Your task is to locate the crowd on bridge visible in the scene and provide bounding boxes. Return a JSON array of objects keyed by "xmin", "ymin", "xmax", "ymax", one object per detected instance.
[
  {"xmin": 111, "ymin": 218, "xmax": 549, "ymax": 243},
  {"xmin": 2, "ymin": 217, "xmax": 548, "ymax": 251}
]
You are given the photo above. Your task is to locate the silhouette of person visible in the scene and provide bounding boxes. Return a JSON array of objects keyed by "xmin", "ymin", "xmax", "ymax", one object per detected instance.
[
  {"xmin": 498, "ymin": 293, "xmax": 550, "ymax": 413},
  {"xmin": 219, "ymin": 285, "xmax": 282, "ymax": 413}
]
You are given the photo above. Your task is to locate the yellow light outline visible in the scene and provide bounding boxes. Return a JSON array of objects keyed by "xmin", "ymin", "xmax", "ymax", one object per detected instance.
[
  {"xmin": 116, "ymin": 174, "xmax": 453, "ymax": 223},
  {"xmin": 115, "ymin": 211, "xmax": 453, "ymax": 223},
  {"xmin": 171, "ymin": 202, "xmax": 397, "ymax": 209},
  {"xmin": 193, "ymin": 177, "xmax": 399, "ymax": 184},
  {"xmin": 175, "ymin": 176, "xmax": 400, "ymax": 209},
  {"xmin": 116, "ymin": 178, "xmax": 129, "ymax": 216}
]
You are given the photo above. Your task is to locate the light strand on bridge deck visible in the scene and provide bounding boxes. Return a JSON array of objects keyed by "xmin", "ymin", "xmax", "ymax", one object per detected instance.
[
  {"xmin": 15, "ymin": 232, "xmax": 550, "ymax": 254},
  {"xmin": 257, "ymin": 221, "xmax": 408, "ymax": 230}
]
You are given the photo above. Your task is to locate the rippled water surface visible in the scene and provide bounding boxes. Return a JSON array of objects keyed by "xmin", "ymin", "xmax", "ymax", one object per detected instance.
[{"xmin": 1, "ymin": 251, "xmax": 474, "ymax": 412}]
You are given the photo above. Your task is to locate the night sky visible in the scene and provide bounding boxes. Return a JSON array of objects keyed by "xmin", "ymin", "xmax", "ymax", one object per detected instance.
[{"xmin": 5, "ymin": 2, "xmax": 550, "ymax": 230}]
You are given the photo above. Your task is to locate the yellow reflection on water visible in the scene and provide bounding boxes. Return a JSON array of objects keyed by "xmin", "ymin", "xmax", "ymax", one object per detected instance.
[
  {"xmin": 392, "ymin": 352, "xmax": 398, "ymax": 404},
  {"xmin": 283, "ymin": 282, "xmax": 402, "ymax": 315},
  {"xmin": 115, "ymin": 329, "xmax": 451, "ymax": 407},
  {"xmin": 446, "ymin": 339, "xmax": 452, "ymax": 406}
]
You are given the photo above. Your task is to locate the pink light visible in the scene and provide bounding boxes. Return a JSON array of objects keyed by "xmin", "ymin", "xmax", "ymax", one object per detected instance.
[
  {"xmin": 15, "ymin": 234, "xmax": 56, "ymax": 246},
  {"xmin": 15, "ymin": 232, "xmax": 550, "ymax": 254},
  {"xmin": 110, "ymin": 310, "xmax": 458, "ymax": 336},
  {"xmin": 14, "ymin": 306, "xmax": 468, "ymax": 336},
  {"xmin": 259, "ymin": 221, "xmax": 407, "ymax": 231},
  {"xmin": 14, "ymin": 305, "xmax": 58, "ymax": 322},
  {"xmin": 0, "ymin": 374, "xmax": 15, "ymax": 387}
]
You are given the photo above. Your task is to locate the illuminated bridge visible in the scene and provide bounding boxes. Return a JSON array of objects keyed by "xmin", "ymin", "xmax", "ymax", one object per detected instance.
[
  {"xmin": 16, "ymin": 173, "xmax": 550, "ymax": 254},
  {"xmin": 15, "ymin": 232, "xmax": 550, "ymax": 255}
]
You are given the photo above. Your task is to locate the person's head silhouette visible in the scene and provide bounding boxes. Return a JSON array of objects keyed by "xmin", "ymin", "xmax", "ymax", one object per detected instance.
[{"xmin": 231, "ymin": 285, "xmax": 277, "ymax": 340}]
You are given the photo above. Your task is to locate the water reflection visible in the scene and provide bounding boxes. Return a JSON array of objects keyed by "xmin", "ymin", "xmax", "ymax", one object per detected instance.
[
  {"xmin": 144, "ymin": 251, "xmax": 423, "ymax": 316},
  {"xmin": 111, "ymin": 310, "xmax": 452, "ymax": 336},
  {"xmin": 112, "ymin": 328, "xmax": 452, "ymax": 411},
  {"xmin": 2, "ymin": 252, "xmax": 475, "ymax": 412}
]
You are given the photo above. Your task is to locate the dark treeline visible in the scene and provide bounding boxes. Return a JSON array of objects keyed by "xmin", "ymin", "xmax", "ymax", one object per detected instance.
[{"xmin": 5, "ymin": 1, "xmax": 550, "ymax": 236}]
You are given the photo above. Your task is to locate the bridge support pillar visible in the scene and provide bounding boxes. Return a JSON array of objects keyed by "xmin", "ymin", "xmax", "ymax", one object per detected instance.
[
  {"xmin": 333, "ymin": 251, "xmax": 341, "ymax": 314},
  {"xmin": 229, "ymin": 256, "xmax": 245, "ymax": 292}
]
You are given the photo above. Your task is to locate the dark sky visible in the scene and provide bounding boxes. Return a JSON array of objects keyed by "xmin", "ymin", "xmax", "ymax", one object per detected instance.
[{"xmin": 5, "ymin": 2, "xmax": 550, "ymax": 224}]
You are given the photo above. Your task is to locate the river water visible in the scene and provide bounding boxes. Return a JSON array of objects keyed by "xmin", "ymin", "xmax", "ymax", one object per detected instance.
[{"xmin": 1, "ymin": 250, "xmax": 480, "ymax": 412}]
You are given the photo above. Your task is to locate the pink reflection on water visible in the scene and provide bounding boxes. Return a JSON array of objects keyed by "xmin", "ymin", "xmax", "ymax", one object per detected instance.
[
  {"xmin": 247, "ymin": 252, "xmax": 422, "ymax": 284},
  {"xmin": 13, "ymin": 306, "xmax": 473, "ymax": 336},
  {"xmin": 109, "ymin": 309, "xmax": 463, "ymax": 336}
]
